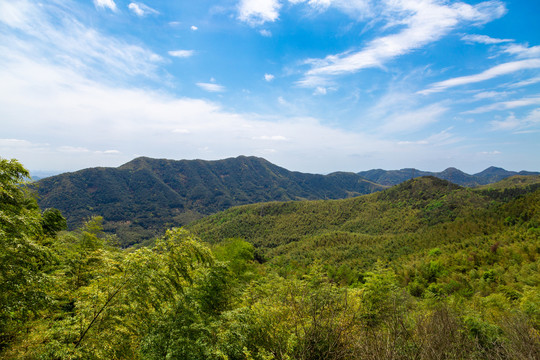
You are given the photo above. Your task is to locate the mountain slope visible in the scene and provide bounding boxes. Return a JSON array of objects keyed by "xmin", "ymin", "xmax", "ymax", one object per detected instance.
[
  {"xmin": 33, "ymin": 156, "xmax": 385, "ymax": 245},
  {"xmin": 189, "ymin": 176, "xmax": 486, "ymax": 249},
  {"xmin": 188, "ymin": 176, "xmax": 540, "ymax": 275}
]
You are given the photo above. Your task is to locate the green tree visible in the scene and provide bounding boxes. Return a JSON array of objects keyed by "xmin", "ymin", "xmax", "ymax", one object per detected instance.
[
  {"xmin": 0, "ymin": 158, "xmax": 50, "ymax": 350},
  {"xmin": 37, "ymin": 227, "xmax": 213, "ymax": 359},
  {"xmin": 41, "ymin": 207, "xmax": 67, "ymax": 238}
]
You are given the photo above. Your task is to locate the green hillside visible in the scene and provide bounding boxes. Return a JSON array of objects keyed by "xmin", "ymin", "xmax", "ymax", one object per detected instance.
[
  {"xmin": 189, "ymin": 176, "xmax": 540, "ymax": 280},
  {"xmin": 33, "ymin": 156, "xmax": 385, "ymax": 246},
  {"xmin": 476, "ymin": 174, "xmax": 540, "ymax": 190}
]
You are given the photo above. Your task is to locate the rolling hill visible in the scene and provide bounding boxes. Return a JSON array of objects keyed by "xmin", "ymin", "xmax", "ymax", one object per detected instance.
[{"xmin": 188, "ymin": 175, "xmax": 540, "ymax": 275}]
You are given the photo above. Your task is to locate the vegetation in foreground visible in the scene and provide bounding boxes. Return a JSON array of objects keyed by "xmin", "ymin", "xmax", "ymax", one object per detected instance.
[{"xmin": 1, "ymin": 158, "xmax": 539, "ymax": 359}]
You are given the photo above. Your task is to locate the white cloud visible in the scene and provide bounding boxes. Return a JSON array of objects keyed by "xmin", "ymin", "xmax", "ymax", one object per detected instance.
[
  {"xmin": 58, "ymin": 146, "xmax": 91, "ymax": 153},
  {"xmin": 0, "ymin": 138, "xmax": 42, "ymax": 149},
  {"xmin": 191, "ymin": 25, "xmax": 198, "ymax": 31},
  {"xmin": 264, "ymin": 73, "xmax": 275, "ymax": 81},
  {"xmin": 173, "ymin": 129, "xmax": 191, "ymax": 134},
  {"xmin": 238, "ymin": 0, "xmax": 281, "ymax": 26},
  {"xmin": 420, "ymin": 59, "xmax": 540, "ymax": 94},
  {"xmin": 289, "ymin": 0, "xmax": 372, "ymax": 19},
  {"xmin": 398, "ymin": 128, "xmax": 458, "ymax": 146},
  {"xmin": 253, "ymin": 135, "xmax": 289, "ymax": 141},
  {"xmin": 473, "ymin": 91, "xmax": 510, "ymax": 100},
  {"xmin": 94, "ymin": 0, "xmax": 117, "ymax": 12},
  {"xmin": 398, "ymin": 140, "xmax": 429, "ymax": 145},
  {"xmin": 260, "ymin": 29, "xmax": 272, "ymax": 37},
  {"xmin": 461, "ymin": 34, "xmax": 513, "ymax": 44},
  {"xmin": 378, "ymin": 103, "xmax": 448, "ymax": 134},
  {"xmin": 0, "ymin": 1, "xmax": 163, "ymax": 82},
  {"xmin": 504, "ymin": 43, "xmax": 540, "ymax": 59},
  {"xmin": 300, "ymin": 0, "xmax": 506, "ymax": 86},
  {"xmin": 464, "ymin": 96, "xmax": 540, "ymax": 114},
  {"xmin": 128, "ymin": 3, "xmax": 159, "ymax": 17},
  {"xmin": 196, "ymin": 82, "xmax": 226, "ymax": 92},
  {"xmin": 168, "ymin": 50, "xmax": 195, "ymax": 58},
  {"xmin": 490, "ymin": 108, "xmax": 540, "ymax": 131},
  {"xmin": 479, "ymin": 150, "xmax": 501, "ymax": 155},
  {"xmin": 509, "ymin": 76, "xmax": 540, "ymax": 88},
  {"xmin": 314, "ymin": 86, "xmax": 327, "ymax": 95}
]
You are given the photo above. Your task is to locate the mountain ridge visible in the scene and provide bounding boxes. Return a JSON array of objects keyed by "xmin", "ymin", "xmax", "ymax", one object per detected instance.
[
  {"xmin": 33, "ymin": 156, "xmax": 384, "ymax": 246},
  {"xmin": 357, "ymin": 166, "xmax": 539, "ymax": 187}
]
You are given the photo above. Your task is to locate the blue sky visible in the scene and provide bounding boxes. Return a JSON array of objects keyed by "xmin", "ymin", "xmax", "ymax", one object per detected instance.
[{"xmin": 1, "ymin": 0, "xmax": 539, "ymax": 174}]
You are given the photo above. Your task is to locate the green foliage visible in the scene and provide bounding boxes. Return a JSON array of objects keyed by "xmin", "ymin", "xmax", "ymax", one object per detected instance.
[
  {"xmin": 0, "ymin": 158, "xmax": 51, "ymax": 350},
  {"xmin": 2, "ymin": 158, "xmax": 540, "ymax": 359},
  {"xmin": 41, "ymin": 208, "xmax": 67, "ymax": 237}
]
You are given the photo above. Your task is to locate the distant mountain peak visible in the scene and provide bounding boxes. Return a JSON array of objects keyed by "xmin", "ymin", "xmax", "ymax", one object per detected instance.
[
  {"xmin": 475, "ymin": 166, "xmax": 512, "ymax": 176},
  {"xmin": 359, "ymin": 166, "xmax": 539, "ymax": 187}
]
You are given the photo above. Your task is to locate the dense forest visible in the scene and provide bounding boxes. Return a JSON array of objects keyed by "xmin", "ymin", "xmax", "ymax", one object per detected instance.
[{"xmin": 1, "ymin": 158, "xmax": 539, "ymax": 359}]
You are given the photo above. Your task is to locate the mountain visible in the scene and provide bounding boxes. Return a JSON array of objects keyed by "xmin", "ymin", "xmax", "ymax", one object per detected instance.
[
  {"xmin": 357, "ymin": 166, "xmax": 539, "ymax": 187},
  {"xmin": 33, "ymin": 156, "xmax": 384, "ymax": 246}
]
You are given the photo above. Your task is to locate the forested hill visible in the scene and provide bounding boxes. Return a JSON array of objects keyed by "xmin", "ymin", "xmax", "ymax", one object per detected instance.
[
  {"xmin": 358, "ymin": 166, "xmax": 539, "ymax": 187},
  {"xmin": 33, "ymin": 156, "xmax": 384, "ymax": 246},
  {"xmin": 189, "ymin": 175, "xmax": 540, "ymax": 272}
]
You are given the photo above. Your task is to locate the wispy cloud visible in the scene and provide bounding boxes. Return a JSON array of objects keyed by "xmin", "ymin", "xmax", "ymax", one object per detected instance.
[
  {"xmin": 509, "ymin": 76, "xmax": 540, "ymax": 88},
  {"xmin": 461, "ymin": 34, "xmax": 513, "ymax": 44},
  {"xmin": 398, "ymin": 128, "xmax": 458, "ymax": 146},
  {"xmin": 503, "ymin": 43, "xmax": 540, "ymax": 59},
  {"xmin": 94, "ymin": 0, "xmax": 117, "ymax": 12},
  {"xmin": 420, "ymin": 59, "xmax": 540, "ymax": 94},
  {"xmin": 464, "ymin": 96, "xmax": 540, "ymax": 114},
  {"xmin": 168, "ymin": 50, "xmax": 195, "ymax": 58},
  {"xmin": 290, "ymin": 0, "xmax": 372, "ymax": 19},
  {"xmin": 479, "ymin": 150, "xmax": 501, "ymax": 155},
  {"xmin": 128, "ymin": 2, "xmax": 159, "ymax": 17},
  {"xmin": 197, "ymin": 82, "xmax": 226, "ymax": 92},
  {"xmin": 58, "ymin": 146, "xmax": 91, "ymax": 153},
  {"xmin": 313, "ymin": 86, "xmax": 327, "ymax": 95},
  {"xmin": 238, "ymin": 0, "xmax": 281, "ymax": 26},
  {"xmin": 0, "ymin": 138, "xmax": 46, "ymax": 150},
  {"xmin": 299, "ymin": 0, "xmax": 506, "ymax": 86},
  {"xmin": 378, "ymin": 103, "xmax": 448, "ymax": 134},
  {"xmin": 473, "ymin": 91, "xmax": 509, "ymax": 100},
  {"xmin": 253, "ymin": 135, "xmax": 288, "ymax": 141},
  {"xmin": 0, "ymin": 0, "xmax": 163, "ymax": 82},
  {"xmin": 490, "ymin": 108, "xmax": 540, "ymax": 131}
]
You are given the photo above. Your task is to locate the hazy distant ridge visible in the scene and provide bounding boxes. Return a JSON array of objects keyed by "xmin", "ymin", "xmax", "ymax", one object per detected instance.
[{"xmin": 357, "ymin": 166, "xmax": 539, "ymax": 187}]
